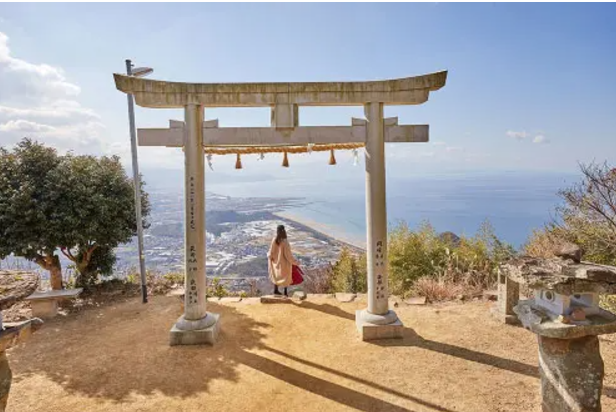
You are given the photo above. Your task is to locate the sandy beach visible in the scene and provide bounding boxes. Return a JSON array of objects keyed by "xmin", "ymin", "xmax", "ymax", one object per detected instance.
[{"xmin": 275, "ymin": 211, "xmax": 366, "ymax": 251}]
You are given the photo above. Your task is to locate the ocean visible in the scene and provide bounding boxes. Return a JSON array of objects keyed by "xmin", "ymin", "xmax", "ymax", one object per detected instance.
[
  {"xmin": 205, "ymin": 171, "xmax": 577, "ymax": 249},
  {"xmin": 1, "ymin": 169, "xmax": 579, "ymax": 276}
]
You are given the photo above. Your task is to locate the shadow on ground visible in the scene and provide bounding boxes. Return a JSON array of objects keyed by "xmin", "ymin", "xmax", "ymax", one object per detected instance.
[
  {"xmin": 8, "ymin": 297, "xmax": 450, "ymax": 411},
  {"xmin": 235, "ymin": 350, "xmax": 432, "ymax": 412},
  {"xmin": 291, "ymin": 300, "xmax": 355, "ymax": 321},
  {"xmin": 371, "ymin": 327, "xmax": 616, "ymax": 399},
  {"xmin": 263, "ymin": 346, "xmax": 456, "ymax": 412},
  {"xmin": 372, "ymin": 328, "xmax": 539, "ymax": 377},
  {"xmin": 11, "ymin": 298, "xmax": 268, "ymax": 401},
  {"xmin": 9, "ymin": 297, "xmax": 615, "ymax": 410}
]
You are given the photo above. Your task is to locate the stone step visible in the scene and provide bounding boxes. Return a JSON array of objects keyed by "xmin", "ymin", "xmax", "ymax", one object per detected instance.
[
  {"xmin": 404, "ymin": 296, "xmax": 427, "ymax": 305},
  {"xmin": 260, "ymin": 295, "xmax": 293, "ymax": 304}
]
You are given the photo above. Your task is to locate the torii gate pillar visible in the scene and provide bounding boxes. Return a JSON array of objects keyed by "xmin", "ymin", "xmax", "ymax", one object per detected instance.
[
  {"xmin": 170, "ymin": 104, "xmax": 220, "ymax": 346},
  {"xmin": 355, "ymin": 102, "xmax": 403, "ymax": 340}
]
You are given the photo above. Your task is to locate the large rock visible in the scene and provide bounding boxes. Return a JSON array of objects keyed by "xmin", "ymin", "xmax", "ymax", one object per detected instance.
[
  {"xmin": 555, "ymin": 243, "xmax": 584, "ymax": 264},
  {"xmin": 539, "ymin": 335, "xmax": 603, "ymax": 412},
  {"xmin": 0, "ymin": 271, "xmax": 39, "ymax": 312},
  {"xmin": 292, "ymin": 290, "xmax": 307, "ymax": 301}
]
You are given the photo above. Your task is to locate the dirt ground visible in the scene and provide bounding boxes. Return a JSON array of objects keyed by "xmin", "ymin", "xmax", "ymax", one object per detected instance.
[{"xmin": 5, "ymin": 295, "xmax": 616, "ymax": 412}]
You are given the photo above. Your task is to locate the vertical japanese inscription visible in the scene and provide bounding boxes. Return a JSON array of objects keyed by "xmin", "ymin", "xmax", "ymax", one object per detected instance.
[
  {"xmin": 374, "ymin": 240, "xmax": 386, "ymax": 300},
  {"xmin": 187, "ymin": 174, "xmax": 199, "ymax": 305},
  {"xmin": 189, "ymin": 176, "xmax": 195, "ymax": 230}
]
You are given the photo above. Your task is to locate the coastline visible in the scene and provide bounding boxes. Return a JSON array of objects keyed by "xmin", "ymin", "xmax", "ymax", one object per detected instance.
[{"xmin": 274, "ymin": 211, "xmax": 366, "ymax": 252}]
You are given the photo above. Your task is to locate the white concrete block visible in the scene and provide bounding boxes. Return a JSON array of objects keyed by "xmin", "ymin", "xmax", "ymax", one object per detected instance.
[
  {"xmin": 355, "ymin": 310, "xmax": 403, "ymax": 341},
  {"xmin": 170, "ymin": 313, "xmax": 220, "ymax": 346}
]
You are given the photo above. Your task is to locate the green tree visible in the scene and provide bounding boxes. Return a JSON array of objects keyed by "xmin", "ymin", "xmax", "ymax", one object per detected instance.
[
  {"xmin": 0, "ymin": 139, "xmax": 65, "ymax": 288},
  {"xmin": 54, "ymin": 153, "xmax": 150, "ymax": 289},
  {"xmin": 73, "ymin": 245, "xmax": 117, "ymax": 288},
  {"xmin": 0, "ymin": 139, "xmax": 150, "ymax": 290},
  {"xmin": 331, "ymin": 247, "xmax": 367, "ymax": 293}
]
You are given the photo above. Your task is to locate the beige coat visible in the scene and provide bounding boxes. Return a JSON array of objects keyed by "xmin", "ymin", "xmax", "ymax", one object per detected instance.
[{"xmin": 267, "ymin": 238, "xmax": 298, "ymax": 287}]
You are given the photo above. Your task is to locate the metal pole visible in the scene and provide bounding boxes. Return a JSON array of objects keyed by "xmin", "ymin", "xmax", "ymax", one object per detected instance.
[{"xmin": 125, "ymin": 59, "xmax": 148, "ymax": 304}]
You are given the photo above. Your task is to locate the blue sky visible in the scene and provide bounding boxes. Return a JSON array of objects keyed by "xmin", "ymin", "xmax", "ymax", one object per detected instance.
[{"xmin": 1, "ymin": 3, "xmax": 615, "ymax": 177}]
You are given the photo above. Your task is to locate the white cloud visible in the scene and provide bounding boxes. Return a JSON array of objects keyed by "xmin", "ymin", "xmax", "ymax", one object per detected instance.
[
  {"xmin": 445, "ymin": 146, "xmax": 462, "ymax": 153},
  {"xmin": 0, "ymin": 100, "xmax": 100, "ymax": 123},
  {"xmin": 0, "ymin": 32, "xmax": 80, "ymax": 103},
  {"xmin": 533, "ymin": 134, "xmax": 550, "ymax": 144},
  {"xmin": 507, "ymin": 130, "xmax": 551, "ymax": 145},
  {"xmin": 0, "ymin": 119, "xmax": 56, "ymax": 133},
  {"xmin": 432, "ymin": 141, "xmax": 446, "ymax": 146},
  {"xmin": 506, "ymin": 130, "xmax": 528, "ymax": 140},
  {"xmin": 0, "ymin": 31, "xmax": 106, "ymax": 154}
]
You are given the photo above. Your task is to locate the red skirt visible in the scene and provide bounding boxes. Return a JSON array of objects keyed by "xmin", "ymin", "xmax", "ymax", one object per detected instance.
[{"xmin": 291, "ymin": 265, "xmax": 304, "ymax": 286}]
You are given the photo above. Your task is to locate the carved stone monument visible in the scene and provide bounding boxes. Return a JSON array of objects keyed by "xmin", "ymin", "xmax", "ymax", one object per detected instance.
[
  {"xmin": 492, "ymin": 267, "xmax": 521, "ymax": 325},
  {"xmin": 500, "ymin": 248, "xmax": 616, "ymax": 412}
]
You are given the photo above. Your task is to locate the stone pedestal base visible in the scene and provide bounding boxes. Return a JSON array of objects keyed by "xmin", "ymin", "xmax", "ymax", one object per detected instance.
[
  {"xmin": 490, "ymin": 305, "xmax": 521, "ymax": 325},
  {"xmin": 30, "ymin": 300, "xmax": 58, "ymax": 319},
  {"xmin": 539, "ymin": 335, "xmax": 603, "ymax": 412},
  {"xmin": 355, "ymin": 309, "xmax": 403, "ymax": 341},
  {"xmin": 169, "ymin": 312, "xmax": 220, "ymax": 346}
]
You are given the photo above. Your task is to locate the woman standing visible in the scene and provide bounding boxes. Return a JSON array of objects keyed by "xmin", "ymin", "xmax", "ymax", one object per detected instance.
[{"xmin": 267, "ymin": 225, "xmax": 299, "ymax": 296}]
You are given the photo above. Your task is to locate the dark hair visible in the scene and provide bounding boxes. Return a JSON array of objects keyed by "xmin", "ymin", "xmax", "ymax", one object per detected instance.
[{"xmin": 275, "ymin": 225, "xmax": 287, "ymax": 245}]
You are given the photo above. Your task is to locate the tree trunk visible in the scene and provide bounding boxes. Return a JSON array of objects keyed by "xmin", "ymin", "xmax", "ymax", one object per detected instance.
[
  {"xmin": 74, "ymin": 269, "xmax": 93, "ymax": 290},
  {"xmin": 74, "ymin": 255, "xmax": 92, "ymax": 290},
  {"xmin": 49, "ymin": 256, "xmax": 63, "ymax": 290}
]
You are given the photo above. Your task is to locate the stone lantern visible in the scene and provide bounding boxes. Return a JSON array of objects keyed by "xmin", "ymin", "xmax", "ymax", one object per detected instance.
[{"xmin": 500, "ymin": 246, "xmax": 616, "ymax": 412}]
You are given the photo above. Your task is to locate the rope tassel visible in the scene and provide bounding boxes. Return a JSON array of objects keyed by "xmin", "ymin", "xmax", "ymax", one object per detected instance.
[
  {"xmin": 235, "ymin": 153, "xmax": 243, "ymax": 169},
  {"xmin": 282, "ymin": 151, "xmax": 289, "ymax": 167},
  {"xmin": 329, "ymin": 149, "xmax": 336, "ymax": 165}
]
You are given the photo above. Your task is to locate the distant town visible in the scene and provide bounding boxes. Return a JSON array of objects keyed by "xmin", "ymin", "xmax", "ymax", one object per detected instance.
[
  {"xmin": 116, "ymin": 190, "xmax": 362, "ymax": 281},
  {"xmin": 0, "ymin": 190, "xmax": 362, "ymax": 289}
]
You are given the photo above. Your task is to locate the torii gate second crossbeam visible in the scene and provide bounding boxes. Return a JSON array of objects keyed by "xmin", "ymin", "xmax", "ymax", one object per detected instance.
[{"xmin": 114, "ymin": 71, "xmax": 448, "ymax": 345}]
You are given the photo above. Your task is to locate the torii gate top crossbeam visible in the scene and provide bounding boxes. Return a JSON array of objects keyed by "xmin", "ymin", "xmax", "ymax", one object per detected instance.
[{"xmin": 113, "ymin": 71, "xmax": 447, "ymax": 108}]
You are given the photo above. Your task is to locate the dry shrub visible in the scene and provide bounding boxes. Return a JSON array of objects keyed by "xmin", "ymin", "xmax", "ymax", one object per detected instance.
[
  {"xmin": 388, "ymin": 220, "xmax": 515, "ymax": 298},
  {"xmin": 524, "ymin": 228, "xmax": 568, "ymax": 258},
  {"xmin": 120, "ymin": 270, "xmax": 184, "ymax": 296},
  {"xmin": 411, "ymin": 276, "xmax": 467, "ymax": 303},
  {"xmin": 330, "ymin": 248, "xmax": 367, "ymax": 293},
  {"xmin": 303, "ymin": 265, "xmax": 334, "ymax": 294}
]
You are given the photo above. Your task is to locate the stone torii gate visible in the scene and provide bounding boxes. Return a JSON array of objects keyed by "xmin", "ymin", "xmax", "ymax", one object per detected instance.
[{"xmin": 114, "ymin": 71, "xmax": 447, "ymax": 345}]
